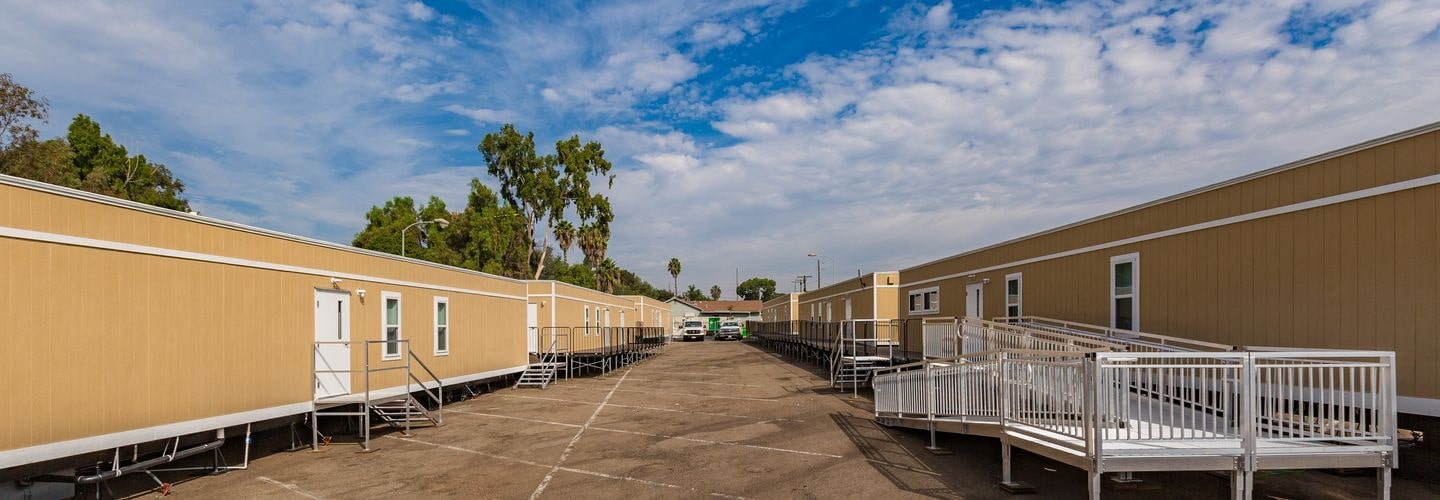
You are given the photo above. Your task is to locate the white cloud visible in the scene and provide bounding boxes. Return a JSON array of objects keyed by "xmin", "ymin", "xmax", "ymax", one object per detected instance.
[
  {"xmin": 925, "ymin": 1, "xmax": 953, "ymax": 32},
  {"xmin": 405, "ymin": 1, "xmax": 435, "ymax": 22},
  {"xmin": 442, "ymin": 104, "xmax": 516, "ymax": 124},
  {"xmin": 691, "ymin": 21, "xmax": 747, "ymax": 49},
  {"xmin": 601, "ymin": 0, "xmax": 1440, "ymax": 290},
  {"xmin": 443, "ymin": 128, "xmax": 470, "ymax": 136}
]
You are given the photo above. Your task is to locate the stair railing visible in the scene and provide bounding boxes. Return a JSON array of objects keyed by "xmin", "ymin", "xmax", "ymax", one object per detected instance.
[{"xmin": 406, "ymin": 346, "xmax": 444, "ymax": 425}]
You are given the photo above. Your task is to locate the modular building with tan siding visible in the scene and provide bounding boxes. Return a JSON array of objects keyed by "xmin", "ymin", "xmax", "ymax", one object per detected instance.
[
  {"xmin": 797, "ymin": 272, "xmax": 899, "ymax": 323},
  {"xmin": 525, "ymin": 280, "xmax": 638, "ymax": 331},
  {"xmin": 761, "ymin": 293, "xmax": 799, "ymax": 322},
  {"xmin": 0, "ymin": 174, "xmax": 531, "ymax": 474},
  {"xmin": 622, "ymin": 295, "xmax": 673, "ymax": 329},
  {"xmin": 895, "ymin": 121, "xmax": 1440, "ymax": 420}
]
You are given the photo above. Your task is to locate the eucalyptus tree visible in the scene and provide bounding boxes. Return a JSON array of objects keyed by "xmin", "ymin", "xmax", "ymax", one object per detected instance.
[{"xmin": 479, "ymin": 124, "xmax": 562, "ymax": 279}]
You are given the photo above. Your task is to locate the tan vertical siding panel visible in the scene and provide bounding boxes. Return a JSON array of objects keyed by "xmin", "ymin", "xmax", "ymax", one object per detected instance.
[
  {"xmin": 1356, "ymin": 152, "xmax": 1378, "ymax": 350},
  {"xmin": 1417, "ymin": 184, "xmax": 1439, "ymax": 398},
  {"xmin": 1393, "ymin": 187, "xmax": 1418, "ymax": 396},
  {"xmin": 1275, "ymin": 209, "xmax": 1296, "ymax": 348},
  {"xmin": 1373, "ymin": 191, "xmax": 1396, "ymax": 353}
]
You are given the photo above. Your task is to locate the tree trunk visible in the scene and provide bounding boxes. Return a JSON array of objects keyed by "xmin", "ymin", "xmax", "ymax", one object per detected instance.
[{"xmin": 532, "ymin": 220, "xmax": 552, "ymax": 280}]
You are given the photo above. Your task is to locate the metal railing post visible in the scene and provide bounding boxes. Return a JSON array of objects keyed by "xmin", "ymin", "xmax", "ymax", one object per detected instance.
[
  {"xmin": 404, "ymin": 341, "xmax": 413, "ymax": 437},
  {"xmin": 363, "ymin": 341, "xmax": 371, "ymax": 451},
  {"xmin": 926, "ymin": 361, "xmax": 938, "ymax": 450},
  {"xmin": 310, "ymin": 343, "xmax": 318, "ymax": 451}
]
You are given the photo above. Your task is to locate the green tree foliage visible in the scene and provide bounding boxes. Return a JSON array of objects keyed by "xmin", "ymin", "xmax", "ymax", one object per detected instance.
[
  {"xmin": 0, "ymin": 76, "xmax": 191, "ymax": 211},
  {"xmin": 0, "ymin": 73, "xmax": 48, "ymax": 151},
  {"xmin": 0, "ymin": 138, "xmax": 76, "ymax": 187},
  {"xmin": 479, "ymin": 124, "xmax": 562, "ymax": 279},
  {"xmin": 710, "ymin": 285, "xmax": 722, "ymax": 301},
  {"xmin": 352, "ymin": 180, "xmax": 528, "ymax": 277},
  {"xmin": 736, "ymin": 277, "xmax": 778, "ymax": 301},
  {"xmin": 684, "ymin": 285, "xmax": 707, "ymax": 302},
  {"xmin": 595, "ymin": 258, "xmax": 620, "ymax": 293},
  {"xmin": 578, "ymin": 223, "xmax": 609, "ymax": 266},
  {"xmin": 351, "ymin": 178, "xmax": 670, "ymax": 299},
  {"xmin": 554, "ymin": 220, "xmax": 576, "ymax": 263},
  {"xmin": 667, "ymin": 258, "xmax": 681, "ymax": 295}
]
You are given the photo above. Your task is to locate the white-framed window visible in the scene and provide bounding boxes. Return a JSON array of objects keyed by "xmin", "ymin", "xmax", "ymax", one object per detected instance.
[
  {"xmin": 825, "ymin": 302, "xmax": 832, "ymax": 321},
  {"xmin": 382, "ymin": 292, "xmax": 402, "ymax": 360},
  {"xmin": 810, "ymin": 303, "xmax": 816, "ymax": 320},
  {"xmin": 908, "ymin": 286, "xmax": 940, "ymax": 315},
  {"xmin": 1004, "ymin": 273, "xmax": 1022, "ymax": 318},
  {"xmin": 1110, "ymin": 253, "xmax": 1139, "ymax": 331},
  {"xmin": 584, "ymin": 305, "xmax": 591, "ymax": 335},
  {"xmin": 433, "ymin": 296, "xmax": 449, "ymax": 356}
]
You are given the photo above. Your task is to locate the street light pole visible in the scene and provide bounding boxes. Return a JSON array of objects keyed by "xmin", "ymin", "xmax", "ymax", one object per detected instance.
[
  {"xmin": 401, "ymin": 218, "xmax": 450, "ymax": 257},
  {"xmin": 807, "ymin": 252, "xmax": 827, "ymax": 289}
]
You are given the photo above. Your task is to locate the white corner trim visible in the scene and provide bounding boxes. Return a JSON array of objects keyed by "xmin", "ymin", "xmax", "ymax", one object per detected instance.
[
  {"xmin": 903, "ymin": 172, "xmax": 1440, "ymax": 288},
  {"xmin": 0, "ymin": 226, "xmax": 528, "ymax": 302}
]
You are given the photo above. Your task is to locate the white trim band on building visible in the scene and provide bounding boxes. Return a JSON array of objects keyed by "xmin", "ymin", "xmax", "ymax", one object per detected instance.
[
  {"xmin": 0, "ymin": 226, "xmax": 528, "ymax": 302},
  {"xmin": 0, "ymin": 174, "xmax": 527, "ymax": 286},
  {"xmin": 902, "ymin": 172, "xmax": 1440, "ymax": 289}
]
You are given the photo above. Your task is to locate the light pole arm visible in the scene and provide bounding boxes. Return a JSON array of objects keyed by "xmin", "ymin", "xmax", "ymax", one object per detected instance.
[{"xmin": 401, "ymin": 220, "xmax": 429, "ymax": 257}]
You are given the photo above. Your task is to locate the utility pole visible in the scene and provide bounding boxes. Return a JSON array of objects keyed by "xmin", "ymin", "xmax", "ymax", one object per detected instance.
[{"xmin": 797, "ymin": 275, "xmax": 811, "ymax": 292}]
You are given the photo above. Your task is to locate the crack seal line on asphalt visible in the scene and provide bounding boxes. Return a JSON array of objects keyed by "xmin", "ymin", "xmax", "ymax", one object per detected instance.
[
  {"xmin": 389, "ymin": 434, "xmax": 751, "ymax": 499},
  {"xmin": 619, "ymin": 377, "xmax": 762, "ymax": 388},
  {"xmin": 528, "ymin": 367, "xmax": 632, "ymax": 500},
  {"xmin": 257, "ymin": 476, "xmax": 323, "ymax": 499},
  {"xmin": 447, "ymin": 409, "xmax": 842, "ymax": 459},
  {"xmin": 498, "ymin": 394, "xmax": 806, "ymax": 423},
  {"xmin": 592, "ymin": 386, "xmax": 782, "ymax": 402}
]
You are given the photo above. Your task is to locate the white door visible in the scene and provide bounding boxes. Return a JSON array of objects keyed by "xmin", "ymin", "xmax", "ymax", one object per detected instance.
[
  {"xmin": 527, "ymin": 303, "xmax": 539, "ymax": 353},
  {"xmin": 845, "ymin": 298, "xmax": 853, "ymax": 320},
  {"xmin": 603, "ymin": 310, "xmax": 612, "ymax": 347},
  {"xmin": 965, "ymin": 283, "xmax": 984, "ymax": 320},
  {"xmin": 314, "ymin": 289, "xmax": 351, "ymax": 399}
]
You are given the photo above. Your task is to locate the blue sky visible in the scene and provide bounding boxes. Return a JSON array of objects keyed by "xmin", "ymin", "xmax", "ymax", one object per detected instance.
[{"xmin": 3, "ymin": 0, "xmax": 1440, "ymax": 294}]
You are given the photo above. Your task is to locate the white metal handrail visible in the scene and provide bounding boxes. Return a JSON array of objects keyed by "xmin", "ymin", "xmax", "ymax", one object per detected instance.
[
  {"xmin": 874, "ymin": 320, "xmax": 1398, "ymax": 487},
  {"xmin": 1001, "ymin": 315, "xmax": 1233, "ymax": 353}
]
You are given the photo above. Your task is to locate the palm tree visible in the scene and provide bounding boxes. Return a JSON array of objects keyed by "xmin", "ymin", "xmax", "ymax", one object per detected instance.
[
  {"xmin": 709, "ymin": 285, "xmax": 721, "ymax": 300},
  {"xmin": 578, "ymin": 224, "xmax": 609, "ymax": 266},
  {"xmin": 554, "ymin": 220, "xmax": 576, "ymax": 263},
  {"xmin": 596, "ymin": 258, "xmax": 620, "ymax": 293},
  {"xmin": 667, "ymin": 258, "xmax": 681, "ymax": 294}
]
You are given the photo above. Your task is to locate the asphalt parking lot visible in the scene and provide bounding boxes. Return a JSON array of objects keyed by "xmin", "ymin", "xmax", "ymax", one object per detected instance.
[{"xmin": 103, "ymin": 340, "xmax": 1439, "ymax": 499}]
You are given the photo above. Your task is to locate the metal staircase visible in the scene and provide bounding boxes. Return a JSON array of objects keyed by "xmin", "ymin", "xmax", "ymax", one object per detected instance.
[
  {"xmin": 516, "ymin": 331, "xmax": 564, "ymax": 389},
  {"xmin": 828, "ymin": 320, "xmax": 898, "ymax": 393},
  {"xmin": 372, "ymin": 394, "xmax": 442, "ymax": 429},
  {"xmin": 311, "ymin": 340, "xmax": 445, "ymax": 450}
]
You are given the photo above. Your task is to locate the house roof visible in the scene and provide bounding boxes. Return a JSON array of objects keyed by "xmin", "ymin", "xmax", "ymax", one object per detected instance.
[
  {"xmin": 688, "ymin": 300, "xmax": 762, "ymax": 313},
  {"xmin": 667, "ymin": 298, "xmax": 703, "ymax": 312}
]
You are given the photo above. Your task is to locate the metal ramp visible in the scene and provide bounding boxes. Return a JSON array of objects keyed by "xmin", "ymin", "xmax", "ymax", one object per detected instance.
[{"xmin": 875, "ymin": 317, "xmax": 1398, "ymax": 499}]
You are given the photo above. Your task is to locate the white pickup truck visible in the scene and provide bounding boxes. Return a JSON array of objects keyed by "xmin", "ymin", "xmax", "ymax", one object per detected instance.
[
  {"xmin": 679, "ymin": 319, "xmax": 706, "ymax": 342},
  {"xmin": 716, "ymin": 321, "xmax": 743, "ymax": 341}
]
